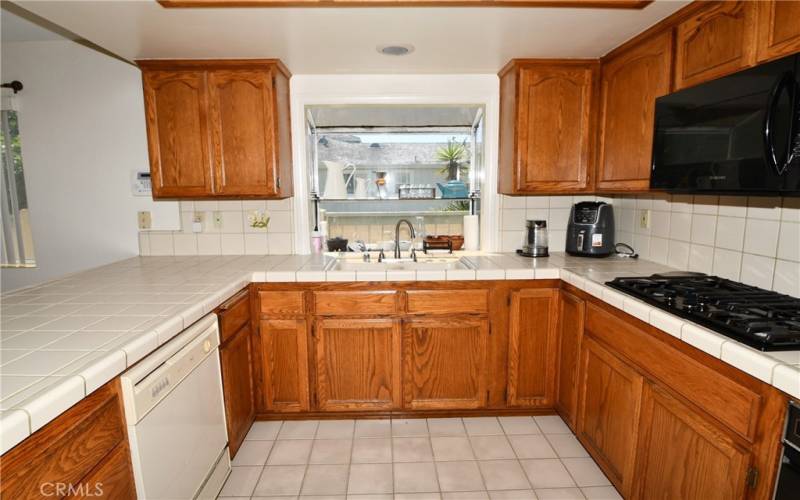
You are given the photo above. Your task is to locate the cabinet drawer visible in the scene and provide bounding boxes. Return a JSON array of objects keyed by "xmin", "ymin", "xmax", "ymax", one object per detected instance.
[
  {"xmin": 0, "ymin": 381, "xmax": 126, "ymax": 500},
  {"xmin": 218, "ymin": 289, "xmax": 250, "ymax": 343},
  {"xmin": 259, "ymin": 291, "xmax": 305, "ymax": 316},
  {"xmin": 314, "ymin": 291, "xmax": 398, "ymax": 316},
  {"xmin": 585, "ymin": 303, "xmax": 761, "ymax": 441},
  {"xmin": 406, "ymin": 290, "xmax": 489, "ymax": 314}
]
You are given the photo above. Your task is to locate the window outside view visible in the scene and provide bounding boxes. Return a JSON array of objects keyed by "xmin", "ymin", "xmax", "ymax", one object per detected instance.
[
  {"xmin": 308, "ymin": 105, "xmax": 484, "ymax": 252},
  {"xmin": 1, "ymin": 98, "xmax": 35, "ymax": 268}
]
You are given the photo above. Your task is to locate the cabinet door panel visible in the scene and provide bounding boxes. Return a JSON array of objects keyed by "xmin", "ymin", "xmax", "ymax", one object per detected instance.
[
  {"xmin": 757, "ymin": 0, "xmax": 800, "ymax": 63},
  {"xmin": 577, "ymin": 337, "xmax": 643, "ymax": 497},
  {"xmin": 555, "ymin": 290, "xmax": 585, "ymax": 430},
  {"xmin": 674, "ymin": 1, "xmax": 757, "ymax": 90},
  {"xmin": 597, "ymin": 31, "xmax": 673, "ymax": 192},
  {"xmin": 507, "ymin": 289, "xmax": 558, "ymax": 407},
  {"xmin": 402, "ymin": 317, "xmax": 488, "ymax": 409},
  {"xmin": 220, "ymin": 325, "xmax": 255, "ymax": 457},
  {"xmin": 143, "ymin": 70, "xmax": 214, "ymax": 198},
  {"xmin": 634, "ymin": 383, "xmax": 751, "ymax": 500},
  {"xmin": 208, "ymin": 69, "xmax": 277, "ymax": 196},
  {"xmin": 66, "ymin": 442, "xmax": 136, "ymax": 500},
  {"xmin": 314, "ymin": 318, "xmax": 401, "ymax": 411},
  {"xmin": 259, "ymin": 319, "xmax": 309, "ymax": 412},
  {"xmin": 517, "ymin": 65, "xmax": 594, "ymax": 192}
]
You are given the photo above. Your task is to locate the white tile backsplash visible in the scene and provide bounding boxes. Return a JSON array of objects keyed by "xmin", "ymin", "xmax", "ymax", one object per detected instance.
[
  {"xmin": 141, "ymin": 198, "xmax": 295, "ymax": 256},
  {"xmin": 498, "ymin": 194, "xmax": 799, "ymax": 294}
]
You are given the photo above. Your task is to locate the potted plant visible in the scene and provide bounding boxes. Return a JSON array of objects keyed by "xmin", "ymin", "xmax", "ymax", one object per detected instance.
[{"xmin": 437, "ymin": 138, "xmax": 469, "ymax": 181}]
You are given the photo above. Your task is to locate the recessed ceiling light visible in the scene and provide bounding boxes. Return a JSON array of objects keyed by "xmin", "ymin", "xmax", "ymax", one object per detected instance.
[{"xmin": 377, "ymin": 44, "xmax": 414, "ymax": 56}]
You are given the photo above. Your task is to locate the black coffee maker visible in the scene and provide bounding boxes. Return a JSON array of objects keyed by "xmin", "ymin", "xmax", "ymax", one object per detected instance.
[{"xmin": 566, "ymin": 202, "xmax": 615, "ymax": 257}]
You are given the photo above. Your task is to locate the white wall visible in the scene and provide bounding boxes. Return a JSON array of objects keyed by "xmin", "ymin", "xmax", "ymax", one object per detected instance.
[{"xmin": 0, "ymin": 40, "xmax": 159, "ymax": 291}]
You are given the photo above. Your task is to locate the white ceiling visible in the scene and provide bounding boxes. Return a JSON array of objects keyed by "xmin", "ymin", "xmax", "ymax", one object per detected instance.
[{"xmin": 12, "ymin": 0, "xmax": 690, "ymax": 74}]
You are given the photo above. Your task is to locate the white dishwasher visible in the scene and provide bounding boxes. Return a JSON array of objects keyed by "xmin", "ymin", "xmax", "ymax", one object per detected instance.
[{"xmin": 120, "ymin": 313, "xmax": 231, "ymax": 500}]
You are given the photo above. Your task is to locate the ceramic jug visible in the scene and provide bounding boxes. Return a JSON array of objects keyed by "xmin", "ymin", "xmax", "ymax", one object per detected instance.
[
  {"xmin": 354, "ymin": 177, "xmax": 368, "ymax": 199},
  {"xmin": 322, "ymin": 161, "xmax": 356, "ymax": 199}
]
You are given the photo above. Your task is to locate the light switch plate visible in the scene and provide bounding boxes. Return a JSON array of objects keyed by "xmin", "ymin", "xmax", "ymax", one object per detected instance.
[
  {"xmin": 213, "ymin": 211, "xmax": 223, "ymax": 229},
  {"xmin": 192, "ymin": 212, "xmax": 205, "ymax": 233},
  {"xmin": 137, "ymin": 211, "xmax": 152, "ymax": 230}
]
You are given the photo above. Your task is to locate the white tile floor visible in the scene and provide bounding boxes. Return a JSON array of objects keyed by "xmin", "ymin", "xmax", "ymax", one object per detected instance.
[{"xmin": 217, "ymin": 415, "xmax": 621, "ymax": 500}]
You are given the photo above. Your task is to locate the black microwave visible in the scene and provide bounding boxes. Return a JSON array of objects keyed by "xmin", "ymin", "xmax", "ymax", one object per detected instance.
[{"xmin": 651, "ymin": 53, "xmax": 800, "ymax": 196}]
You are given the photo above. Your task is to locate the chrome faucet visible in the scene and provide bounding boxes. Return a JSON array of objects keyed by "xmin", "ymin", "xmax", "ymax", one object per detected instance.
[{"xmin": 394, "ymin": 219, "xmax": 416, "ymax": 259}]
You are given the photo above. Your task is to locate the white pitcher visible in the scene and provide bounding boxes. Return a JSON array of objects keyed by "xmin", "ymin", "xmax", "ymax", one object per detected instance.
[
  {"xmin": 354, "ymin": 177, "xmax": 368, "ymax": 199},
  {"xmin": 322, "ymin": 161, "xmax": 356, "ymax": 199}
]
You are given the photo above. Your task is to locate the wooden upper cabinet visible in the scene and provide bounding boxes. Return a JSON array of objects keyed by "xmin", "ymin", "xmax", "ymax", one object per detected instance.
[
  {"xmin": 313, "ymin": 318, "xmax": 401, "ymax": 411},
  {"xmin": 577, "ymin": 337, "xmax": 643, "ymax": 497},
  {"xmin": 140, "ymin": 60, "xmax": 292, "ymax": 199},
  {"xmin": 259, "ymin": 318, "xmax": 310, "ymax": 412},
  {"xmin": 208, "ymin": 69, "xmax": 277, "ymax": 196},
  {"xmin": 498, "ymin": 60, "xmax": 597, "ymax": 194},
  {"xmin": 142, "ymin": 70, "xmax": 214, "ymax": 198},
  {"xmin": 756, "ymin": 0, "xmax": 800, "ymax": 63},
  {"xmin": 506, "ymin": 289, "xmax": 559, "ymax": 408},
  {"xmin": 633, "ymin": 383, "xmax": 752, "ymax": 500},
  {"xmin": 555, "ymin": 290, "xmax": 585, "ymax": 430},
  {"xmin": 596, "ymin": 31, "xmax": 673, "ymax": 192},
  {"xmin": 674, "ymin": 1, "xmax": 757, "ymax": 90},
  {"xmin": 402, "ymin": 316, "xmax": 489, "ymax": 410}
]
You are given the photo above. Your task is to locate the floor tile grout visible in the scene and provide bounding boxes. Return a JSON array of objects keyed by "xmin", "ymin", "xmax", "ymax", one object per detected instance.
[{"xmin": 221, "ymin": 416, "xmax": 615, "ymax": 499}]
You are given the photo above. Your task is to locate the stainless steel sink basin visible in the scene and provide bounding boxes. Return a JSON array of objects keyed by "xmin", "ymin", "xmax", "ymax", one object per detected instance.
[{"xmin": 328, "ymin": 256, "xmax": 472, "ymax": 272}]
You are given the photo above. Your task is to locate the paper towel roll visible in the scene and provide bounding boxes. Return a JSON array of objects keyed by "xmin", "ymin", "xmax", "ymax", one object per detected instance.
[{"xmin": 463, "ymin": 215, "xmax": 479, "ymax": 251}]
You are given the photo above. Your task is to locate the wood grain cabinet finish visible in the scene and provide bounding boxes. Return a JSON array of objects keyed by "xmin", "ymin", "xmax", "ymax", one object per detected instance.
[
  {"xmin": 577, "ymin": 337, "xmax": 643, "ymax": 497},
  {"xmin": 674, "ymin": 1, "xmax": 757, "ymax": 90},
  {"xmin": 140, "ymin": 60, "xmax": 292, "ymax": 199},
  {"xmin": 220, "ymin": 324, "xmax": 256, "ymax": 457},
  {"xmin": 142, "ymin": 70, "xmax": 214, "ymax": 198},
  {"xmin": 0, "ymin": 380, "xmax": 135, "ymax": 500},
  {"xmin": 313, "ymin": 318, "xmax": 402, "ymax": 411},
  {"xmin": 554, "ymin": 290, "xmax": 585, "ymax": 430},
  {"xmin": 498, "ymin": 60, "xmax": 597, "ymax": 194},
  {"xmin": 402, "ymin": 316, "xmax": 489, "ymax": 410},
  {"xmin": 633, "ymin": 383, "xmax": 752, "ymax": 500},
  {"xmin": 506, "ymin": 289, "xmax": 559, "ymax": 407},
  {"xmin": 596, "ymin": 30, "xmax": 673, "ymax": 192},
  {"xmin": 756, "ymin": 0, "xmax": 800, "ymax": 63},
  {"xmin": 66, "ymin": 442, "xmax": 136, "ymax": 500},
  {"xmin": 259, "ymin": 318, "xmax": 310, "ymax": 412}
]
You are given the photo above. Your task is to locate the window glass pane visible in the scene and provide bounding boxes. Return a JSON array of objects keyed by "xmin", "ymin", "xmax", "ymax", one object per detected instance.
[{"xmin": 1, "ymin": 104, "xmax": 36, "ymax": 267}]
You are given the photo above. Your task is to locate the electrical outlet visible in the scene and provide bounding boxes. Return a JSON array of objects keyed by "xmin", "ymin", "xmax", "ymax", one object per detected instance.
[
  {"xmin": 192, "ymin": 212, "xmax": 205, "ymax": 233},
  {"xmin": 137, "ymin": 211, "xmax": 152, "ymax": 230},
  {"xmin": 639, "ymin": 209, "xmax": 651, "ymax": 230},
  {"xmin": 213, "ymin": 211, "xmax": 223, "ymax": 229}
]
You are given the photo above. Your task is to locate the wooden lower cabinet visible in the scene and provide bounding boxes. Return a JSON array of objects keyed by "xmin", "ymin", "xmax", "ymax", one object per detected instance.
[
  {"xmin": 633, "ymin": 383, "xmax": 752, "ymax": 500},
  {"xmin": 577, "ymin": 337, "xmax": 643, "ymax": 497},
  {"xmin": 506, "ymin": 289, "xmax": 559, "ymax": 407},
  {"xmin": 555, "ymin": 290, "xmax": 585, "ymax": 430},
  {"xmin": 0, "ymin": 380, "xmax": 135, "ymax": 500},
  {"xmin": 402, "ymin": 316, "xmax": 489, "ymax": 410},
  {"xmin": 259, "ymin": 318, "xmax": 310, "ymax": 412},
  {"xmin": 220, "ymin": 324, "xmax": 256, "ymax": 456},
  {"xmin": 313, "ymin": 318, "xmax": 401, "ymax": 411}
]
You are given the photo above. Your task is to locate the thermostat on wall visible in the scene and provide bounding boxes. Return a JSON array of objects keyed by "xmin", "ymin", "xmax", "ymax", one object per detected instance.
[{"xmin": 132, "ymin": 171, "xmax": 152, "ymax": 196}]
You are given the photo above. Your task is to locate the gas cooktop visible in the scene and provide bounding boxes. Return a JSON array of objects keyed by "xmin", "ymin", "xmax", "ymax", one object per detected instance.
[{"xmin": 606, "ymin": 274, "xmax": 800, "ymax": 351}]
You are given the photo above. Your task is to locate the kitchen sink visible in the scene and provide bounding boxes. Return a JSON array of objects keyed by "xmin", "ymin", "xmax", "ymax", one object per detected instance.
[{"xmin": 327, "ymin": 256, "xmax": 472, "ymax": 272}]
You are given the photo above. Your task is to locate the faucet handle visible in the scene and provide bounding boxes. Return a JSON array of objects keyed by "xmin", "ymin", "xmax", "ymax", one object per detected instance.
[
  {"xmin": 378, "ymin": 249, "xmax": 385, "ymax": 262},
  {"xmin": 410, "ymin": 247, "xmax": 417, "ymax": 262}
]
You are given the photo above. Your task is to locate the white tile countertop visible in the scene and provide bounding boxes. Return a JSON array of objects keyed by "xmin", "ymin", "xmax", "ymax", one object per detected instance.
[{"xmin": 1, "ymin": 252, "xmax": 798, "ymax": 454}]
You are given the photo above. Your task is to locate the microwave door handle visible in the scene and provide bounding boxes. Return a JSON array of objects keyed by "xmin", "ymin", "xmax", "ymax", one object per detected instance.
[{"xmin": 764, "ymin": 72, "xmax": 795, "ymax": 175}]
